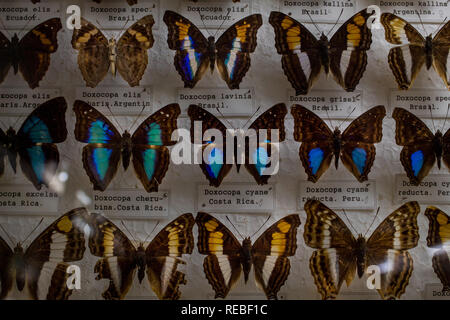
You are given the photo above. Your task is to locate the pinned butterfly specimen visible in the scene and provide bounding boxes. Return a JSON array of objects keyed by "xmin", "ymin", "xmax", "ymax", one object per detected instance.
[
  {"xmin": 392, "ymin": 107, "xmax": 449, "ymax": 185},
  {"xmin": 187, "ymin": 103, "xmax": 287, "ymax": 187},
  {"xmin": 71, "ymin": 15, "xmax": 154, "ymax": 88},
  {"xmin": 0, "ymin": 97, "xmax": 68, "ymax": 190},
  {"xmin": 88, "ymin": 213, "xmax": 195, "ymax": 300},
  {"xmin": 291, "ymin": 105, "xmax": 386, "ymax": 182},
  {"xmin": 196, "ymin": 212, "xmax": 300, "ymax": 299},
  {"xmin": 163, "ymin": 11, "xmax": 262, "ymax": 89},
  {"xmin": 269, "ymin": 10, "xmax": 373, "ymax": 95},
  {"xmin": 381, "ymin": 13, "xmax": 449, "ymax": 90},
  {"xmin": 73, "ymin": 101, "xmax": 180, "ymax": 192},
  {"xmin": 0, "ymin": 18, "xmax": 62, "ymax": 89},
  {"xmin": 425, "ymin": 206, "xmax": 450, "ymax": 292},
  {"xmin": 0, "ymin": 208, "xmax": 89, "ymax": 300},
  {"xmin": 304, "ymin": 199, "xmax": 420, "ymax": 300}
]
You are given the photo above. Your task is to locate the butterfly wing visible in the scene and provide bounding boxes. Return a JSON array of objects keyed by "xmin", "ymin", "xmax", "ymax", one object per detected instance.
[
  {"xmin": 381, "ymin": 13, "xmax": 427, "ymax": 90},
  {"xmin": 443, "ymin": 128, "xmax": 450, "ymax": 171},
  {"xmin": 251, "ymin": 214, "xmax": 300, "ymax": 300},
  {"xmin": 145, "ymin": 213, "xmax": 195, "ymax": 299},
  {"xmin": 16, "ymin": 97, "xmax": 67, "ymax": 190},
  {"xmin": 244, "ymin": 103, "xmax": 287, "ymax": 184},
  {"xmin": 116, "ymin": 15, "xmax": 154, "ymax": 87},
  {"xmin": 215, "ymin": 14, "xmax": 262, "ymax": 89},
  {"xmin": 0, "ymin": 31, "xmax": 12, "ymax": 85},
  {"xmin": 392, "ymin": 107, "xmax": 436, "ymax": 185},
  {"xmin": 432, "ymin": 21, "xmax": 450, "ymax": 90},
  {"xmin": 291, "ymin": 105, "xmax": 334, "ymax": 182},
  {"xmin": 366, "ymin": 201, "xmax": 420, "ymax": 299},
  {"xmin": 163, "ymin": 11, "xmax": 210, "ymax": 88},
  {"xmin": 132, "ymin": 104, "xmax": 180, "ymax": 192},
  {"xmin": 73, "ymin": 100, "xmax": 122, "ymax": 191},
  {"xmin": 196, "ymin": 212, "xmax": 243, "ymax": 298},
  {"xmin": 340, "ymin": 106, "xmax": 386, "ymax": 182},
  {"xmin": 24, "ymin": 208, "xmax": 89, "ymax": 300},
  {"xmin": 269, "ymin": 11, "xmax": 321, "ymax": 95},
  {"xmin": 328, "ymin": 9, "xmax": 372, "ymax": 91},
  {"xmin": 187, "ymin": 105, "xmax": 232, "ymax": 187},
  {"xmin": 425, "ymin": 206, "xmax": 450, "ymax": 291},
  {"xmin": 0, "ymin": 235, "xmax": 13, "ymax": 300},
  {"xmin": 0, "ymin": 128, "xmax": 8, "ymax": 178},
  {"xmin": 17, "ymin": 18, "xmax": 62, "ymax": 89},
  {"xmin": 303, "ymin": 199, "xmax": 357, "ymax": 299},
  {"xmin": 72, "ymin": 18, "xmax": 110, "ymax": 88},
  {"xmin": 88, "ymin": 213, "xmax": 137, "ymax": 300}
]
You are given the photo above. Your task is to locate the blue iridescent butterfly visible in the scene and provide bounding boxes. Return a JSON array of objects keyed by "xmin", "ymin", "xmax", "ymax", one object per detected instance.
[
  {"xmin": 187, "ymin": 104, "xmax": 287, "ymax": 187},
  {"xmin": 73, "ymin": 101, "xmax": 180, "ymax": 192},
  {"xmin": 291, "ymin": 105, "xmax": 386, "ymax": 182},
  {"xmin": 163, "ymin": 11, "xmax": 262, "ymax": 89},
  {"xmin": 0, "ymin": 97, "xmax": 67, "ymax": 190},
  {"xmin": 393, "ymin": 107, "xmax": 450, "ymax": 186}
]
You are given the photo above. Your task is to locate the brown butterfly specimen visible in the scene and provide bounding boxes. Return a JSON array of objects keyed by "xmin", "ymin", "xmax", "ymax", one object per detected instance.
[
  {"xmin": 196, "ymin": 212, "xmax": 300, "ymax": 299},
  {"xmin": 0, "ymin": 208, "xmax": 89, "ymax": 300},
  {"xmin": 392, "ymin": 107, "xmax": 450, "ymax": 185},
  {"xmin": 291, "ymin": 105, "xmax": 386, "ymax": 182},
  {"xmin": 425, "ymin": 206, "xmax": 450, "ymax": 292},
  {"xmin": 163, "ymin": 11, "xmax": 262, "ymax": 89},
  {"xmin": 72, "ymin": 15, "xmax": 154, "ymax": 87},
  {"xmin": 303, "ymin": 199, "xmax": 420, "ymax": 300},
  {"xmin": 269, "ymin": 10, "xmax": 373, "ymax": 95},
  {"xmin": 0, "ymin": 18, "xmax": 61, "ymax": 89},
  {"xmin": 188, "ymin": 104, "xmax": 287, "ymax": 187},
  {"xmin": 88, "ymin": 213, "xmax": 195, "ymax": 300},
  {"xmin": 381, "ymin": 13, "xmax": 450, "ymax": 90}
]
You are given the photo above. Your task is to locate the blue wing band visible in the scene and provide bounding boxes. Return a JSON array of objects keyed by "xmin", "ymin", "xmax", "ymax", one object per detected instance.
[
  {"xmin": 351, "ymin": 148, "xmax": 367, "ymax": 175},
  {"xmin": 410, "ymin": 150, "xmax": 424, "ymax": 177},
  {"xmin": 308, "ymin": 148, "xmax": 324, "ymax": 175}
]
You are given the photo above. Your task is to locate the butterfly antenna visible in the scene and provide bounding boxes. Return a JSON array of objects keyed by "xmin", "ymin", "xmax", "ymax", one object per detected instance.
[
  {"xmin": 216, "ymin": 106, "xmax": 235, "ymax": 129},
  {"xmin": 325, "ymin": 108, "xmax": 334, "ymax": 129},
  {"xmin": 250, "ymin": 215, "xmax": 271, "ymax": 240},
  {"xmin": 17, "ymin": 17, "xmax": 33, "ymax": 38},
  {"xmin": 0, "ymin": 117, "xmax": 8, "ymax": 130},
  {"xmin": 196, "ymin": 10, "xmax": 213, "ymax": 38},
  {"xmin": 416, "ymin": 10, "xmax": 428, "ymax": 35},
  {"xmin": 364, "ymin": 207, "xmax": 380, "ymax": 238},
  {"xmin": 105, "ymin": 105, "xmax": 125, "ymax": 133},
  {"xmin": 342, "ymin": 209, "xmax": 358, "ymax": 235},
  {"xmin": 441, "ymin": 104, "xmax": 450, "ymax": 132},
  {"xmin": 429, "ymin": 106, "xmax": 437, "ymax": 132},
  {"xmin": 95, "ymin": 19, "xmax": 114, "ymax": 40},
  {"xmin": 226, "ymin": 215, "xmax": 245, "ymax": 240},
  {"xmin": 0, "ymin": 17, "xmax": 12, "ymax": 38},
  {"xmin": 0, "ymin": 224, "xmax": 15, "ymax": 246},
  {"xmin": 326, "ymin": 9, "xmax": 344, "ymax": 38},
  {"xmin": 338, "ymin": 107, "xmax": 356, "ymax": 130},
  {"xmin": 128, "ymin": 105, "xmax": 147, "ymax": 132},
  {"xmin": 117, "ymin": 17, "xmax": 131, "ymax": 41},
  {"xmin": 305, "ymin": 10, "xmax": 322, "ymax": 35},
  {"xmin": 242, "ymin": 106, "xmax": 261, "ymax": 129},
  {"xmin": 121, "ymin": 220, "xmax": 139, "ymax": 245},
  {"xmin": 213, "ymin": 9, "xmax": 232, "ymax": 39},
  {"xmin": 21, "ymin": 217, "xmax": 44, "ymax": 245},
  {"xmin": 143, "ymin": 221, "xmax": 160, "ymax": 244},
  {"xmin": 433, "ymin": 17, "xmax": 448, "ymax": 36}
]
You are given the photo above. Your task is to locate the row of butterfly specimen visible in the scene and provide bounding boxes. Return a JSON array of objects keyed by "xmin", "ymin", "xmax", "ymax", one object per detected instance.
[
  {"xmin": 1, "ymin": 10, "xmax": 448, "ymax": 91},
  {"xmin": 30, "ymin": 0, "xmax": 240, "ymax": 4},
  {"xmin": 1, "ymin": 202, "xmax": 449, "ymax": 299},
  {"xmin": 0, "ymin": 97, "xmax": 448, "ymax": 191}
]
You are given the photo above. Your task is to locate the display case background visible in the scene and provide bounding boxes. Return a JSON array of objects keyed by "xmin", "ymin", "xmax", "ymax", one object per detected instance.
[{"xmin": 0, "ymin": 0, "xmax": 448, "ymax": 299}]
